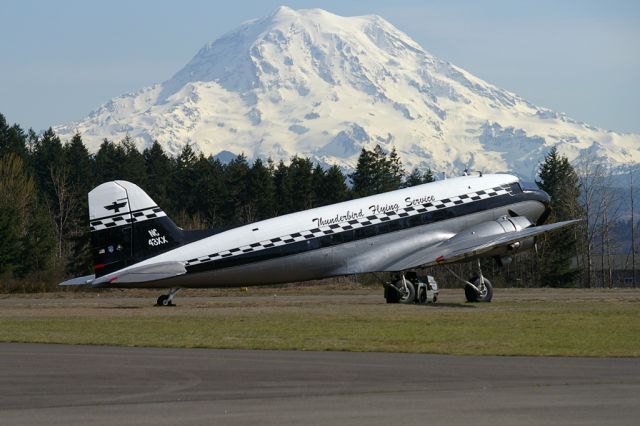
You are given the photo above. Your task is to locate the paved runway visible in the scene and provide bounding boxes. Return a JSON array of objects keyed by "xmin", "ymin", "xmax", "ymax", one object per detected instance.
[{"xmin": 1, "ymin": 343, "xmax": 638, "ymax": 425}]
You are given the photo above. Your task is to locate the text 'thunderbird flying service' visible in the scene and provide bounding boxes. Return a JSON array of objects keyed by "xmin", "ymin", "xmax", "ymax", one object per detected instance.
[{"xmin": 61, "ymin": 173, "xmax": 578, "ymax": 305}]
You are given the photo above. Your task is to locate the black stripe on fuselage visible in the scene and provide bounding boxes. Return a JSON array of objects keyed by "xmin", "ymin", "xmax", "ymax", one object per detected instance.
[{"xmin": 185, "ymin": 188, "xmax": 542, "ymax": 274}]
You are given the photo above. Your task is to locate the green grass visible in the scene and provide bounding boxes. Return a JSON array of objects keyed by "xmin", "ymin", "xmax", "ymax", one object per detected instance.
[{"xmin": 1, "ymin": 293, "xmax": 639, "ymax": 356}]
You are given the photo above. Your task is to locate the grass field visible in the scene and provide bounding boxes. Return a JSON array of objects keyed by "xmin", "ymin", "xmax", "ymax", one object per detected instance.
[{"xmin": 1, "ymin": 287, "xmax": 639, "ymax": 356}]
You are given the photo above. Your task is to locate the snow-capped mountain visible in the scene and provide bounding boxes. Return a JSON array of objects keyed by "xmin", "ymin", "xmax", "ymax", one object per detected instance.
[{"xmin": 54, "ymin": 6, "xmax": 640, "ymax": 180}]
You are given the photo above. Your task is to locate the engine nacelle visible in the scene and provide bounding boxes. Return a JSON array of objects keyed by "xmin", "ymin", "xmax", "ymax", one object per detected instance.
[
  {"xmin": 448, "ymin": 216, "xmax": 536, "ymax": 259},
  {"xmin": 451, "ymin": 215, "xmax": 532, "ymax": 240}
]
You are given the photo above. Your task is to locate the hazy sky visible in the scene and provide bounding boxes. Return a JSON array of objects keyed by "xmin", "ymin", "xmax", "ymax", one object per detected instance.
[{"xmin": 1, "ymin": 0, "xmax": 638, "ymax": 134}]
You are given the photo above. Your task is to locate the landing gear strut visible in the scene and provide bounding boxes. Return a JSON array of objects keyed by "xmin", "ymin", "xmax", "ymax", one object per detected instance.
[
  {"xmin": 156, "ymin": 288, "xmax": 181, "ymax": 307},
  {"xmin": 444, "ymin": 259, "xmax": 493, "ymax": 303}
]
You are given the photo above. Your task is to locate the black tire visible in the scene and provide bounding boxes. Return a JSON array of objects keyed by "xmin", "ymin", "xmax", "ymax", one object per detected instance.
[
  {"xmin": 464, "ymin": 284, "xmax": 478, "ymax": 302},
  {"xmin": 465, "ymin": 276, "xmax": 493, "ymax": 303},
  {"xmin": 418, "ymin": 286, "xmax": 427, "ymax": 303},
  {"xmin": 157, "ymin": 295, "xmax": 169, "ymax": 306},
  {"xmin": 397, "ymin": 280, "xmax": 415, "ymax": 304},
  {"xmin": 384, "ymin": 286, "xmax": 399, "ymax": 304}
]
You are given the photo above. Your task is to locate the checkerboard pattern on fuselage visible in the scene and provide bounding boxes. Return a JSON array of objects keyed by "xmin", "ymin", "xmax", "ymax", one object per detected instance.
[{"xmin": 185, "ymin": 183, "xmax": 514, "ymax": 267}]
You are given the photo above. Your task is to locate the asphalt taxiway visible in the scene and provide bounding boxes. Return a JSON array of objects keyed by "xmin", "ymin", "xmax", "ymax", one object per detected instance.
[{"xmin": 1, "ymin": 343, "xmax": 639, "ymax": 425}]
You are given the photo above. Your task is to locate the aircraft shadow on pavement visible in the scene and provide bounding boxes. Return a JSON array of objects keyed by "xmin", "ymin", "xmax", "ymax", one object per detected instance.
[
  {"xmin": 98, "ymin": 306, "xmax": 143, "ymax": 310},
  {"xmin": 417, "ymin": 302, "xmax": 476, "ymax": 309}
]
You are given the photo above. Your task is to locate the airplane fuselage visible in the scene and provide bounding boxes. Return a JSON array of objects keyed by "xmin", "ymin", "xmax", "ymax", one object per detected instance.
[{"xmin": 94, "ymin": 174, "xmax": 549, "ymax": 289}]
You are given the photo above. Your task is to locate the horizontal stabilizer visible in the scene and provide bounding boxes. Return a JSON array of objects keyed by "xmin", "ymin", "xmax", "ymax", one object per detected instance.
[
  {"xmin": 91, "ymin": 261, "xmax": 187, "ymax": 287},
  {"xmin": 59, "ymin": 274, "xmax": 96, "ymax": 286}
]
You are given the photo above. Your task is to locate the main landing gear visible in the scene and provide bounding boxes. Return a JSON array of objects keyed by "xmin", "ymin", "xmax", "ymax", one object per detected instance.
[
  {"xmin": 384, "ymin": 272, "xmax": 439, "ymax": 304},
  {"xmin": 443, "ymin": 259, "xmax": 493, "ymax": 303},
  {"xmin": 385, "ymin": 259, "xmax": 493, "ymax": 304},
  {"xmin": 384, "ymin": 274, "xmax": 415, "ymax": 304},
  {"xmin": 156, "ymin": 288, "xmax": 181, "ymax": 307}
]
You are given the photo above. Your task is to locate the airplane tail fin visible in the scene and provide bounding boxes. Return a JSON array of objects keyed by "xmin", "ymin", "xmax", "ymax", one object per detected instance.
[{"xmin": 89, "ymin": 180, "xmax": 184, "ymax": 278}]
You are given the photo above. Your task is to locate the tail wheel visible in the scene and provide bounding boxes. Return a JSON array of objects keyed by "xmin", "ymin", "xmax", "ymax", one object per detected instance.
[{"xmin": 465, "ymin": 276, "xmax": 493, "ymax": 303}]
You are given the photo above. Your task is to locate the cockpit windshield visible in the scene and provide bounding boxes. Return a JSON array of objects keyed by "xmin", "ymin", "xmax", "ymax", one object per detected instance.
[{"xmin": 508, "ymin": 182, "xmax": 523, "ymax": 194}]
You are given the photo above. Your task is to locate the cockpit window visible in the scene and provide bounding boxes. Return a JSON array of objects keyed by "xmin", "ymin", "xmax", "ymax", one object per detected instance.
[{"xmin": 509, "ymin": 182, "xmax": 523, "ymax": 194}]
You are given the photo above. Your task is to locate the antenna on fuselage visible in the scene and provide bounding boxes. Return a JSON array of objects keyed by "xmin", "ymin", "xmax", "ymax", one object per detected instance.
[{"xmin": 462, "ymin": 159, "xmax": 472, "ymax": 177}]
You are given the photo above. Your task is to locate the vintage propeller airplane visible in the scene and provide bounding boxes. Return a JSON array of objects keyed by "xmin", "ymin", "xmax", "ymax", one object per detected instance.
[{"xmin": 61, "ymin": 173, "xmax": 578, "ymax": 305}]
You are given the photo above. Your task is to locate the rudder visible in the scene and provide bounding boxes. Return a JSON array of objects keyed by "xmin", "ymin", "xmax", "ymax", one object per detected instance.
[{"xmin": 89, "ymin": 180, "xmax": 183, "ymax": 277}]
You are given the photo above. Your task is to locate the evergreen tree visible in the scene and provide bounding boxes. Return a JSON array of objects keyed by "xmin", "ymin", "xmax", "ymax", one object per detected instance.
[
  {"xmin": 0, "ymin": 154, "xmax": 54, "ymax": 277},
  {"xmin": 246, "ymin": 158, "xmax": 276, "ymax": 221},
  {"xmin": 193, "ymin": 154, "xmax": 227, "ymax": 226},
  {"xmin": 319, "ymin": 165, "xmax": 348, "ymax": 205},
  {"xmin": 143, "ymin": 141, "xmax": 173, "ymax": 211},
  {"xmin": 31, "ymin": 129, "xmax": 75, "ymax": 264},
  {"xmin": 64, "ymin": 133, "xmax": 94, "ymax": 192},
  {"xmin": 172, "ymin": 143, "xmax": 200, "ymax": 215},
  {"xmin": 63, "ymin": 133, "xmax": 94, "ymax": 276},
  {"xmin": 405, "ymin": 169, "xmax": 423, "ymax": 187},
  {"xmin": 0, "ymin": 114, "xmax": 28, "ymax": 160},
  {"xmin": 405, "ymin": 167, "xmax": 436, "ymax": 187},
  {"xmin": 351, "ymin": 145, "xmax": 405, "ymax": 197},
  {"xmin": 273, "ymin": 160, "xmax": 291, "ymax": 214},
  {"xmin": 31, "ymin": 128, "xmax": 64, "ymax": 203},
  {"xmin": 422, "ymin": 168, "xmax": 435, "ymax": 183},
  {"xmin": 223, "ymin": 154, "xmax": 251, "ymax": 224},
  {"xmin": 26, "ymin": 129, "xmax": 38, "ymax": 154},
  {"xmin": 19, "ymin": 201, "xmax": 56, "ymax": 277},
  {"xmin": 351, "ymin": 147, "xmax": 377, "ymax": 197},
  {"xmin": 288, "ymin": 156, "xmax": 314, "ymax": 211},
  {"xmin": 94, "ymin": 138, "xmax": 126, "ymax": 182},
  {"xmin": 381, "ymin": 146, "xmax": 404, "ymax": 191},
  {"xmin": 536, "ymin": 147, "xmax": 583, "ymax": 286},
  {"xmin": 120, "ymin": 136, "xmax": 148, "ymax": 188},
  {"xmin": 311, "ymin": 164, "xmax": 325, "ymax": 207}
]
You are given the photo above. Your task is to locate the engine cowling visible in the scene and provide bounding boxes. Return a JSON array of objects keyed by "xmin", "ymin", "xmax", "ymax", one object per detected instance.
[
  {"xmin": 451, "ymin": 216, "xmax": 531, "ymax": 240},
  {"xmin": 448, "ymin": 216, "xmax": 536, "ymax": 258}
]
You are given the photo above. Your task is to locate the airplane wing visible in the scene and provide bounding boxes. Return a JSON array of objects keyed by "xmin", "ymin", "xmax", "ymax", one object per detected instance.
[
  {"xmin": 59, "ymin": 261, "xmax": 186, "ymax": 287},
  {"xmin": 383, "ymin": 219, "xmax": 580, "ymax": 272}
]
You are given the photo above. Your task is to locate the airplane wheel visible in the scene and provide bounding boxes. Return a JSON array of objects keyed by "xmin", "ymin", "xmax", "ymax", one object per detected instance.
[
  {"xmin": 397, "ymin": 280, "xmax": 415, "ymax": 304},
  {"xmin": 418, "ymin": 287, "xmax": 427, "ymax": 303},
  {"xmin": 465, "ymin": 277, "xmax": 493, "ymax": 303},
  {"xmin": 157, "ymin": 295, "xmax": 169, "ymax": 306},
  {"xmin": 384, "ymin": 286, "xmax": 399, "ymax": 303}
]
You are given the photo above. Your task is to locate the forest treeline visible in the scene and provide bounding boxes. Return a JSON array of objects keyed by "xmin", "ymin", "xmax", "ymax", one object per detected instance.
[{"xmin": 0, "ymin": 112, "xmax": 631, "ymax": 292}]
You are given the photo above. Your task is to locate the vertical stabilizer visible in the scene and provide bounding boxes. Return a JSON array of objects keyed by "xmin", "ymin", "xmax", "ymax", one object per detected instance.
[{"xmin": 89, "ymin": 181, "xmax": 183, "ymax": 277}]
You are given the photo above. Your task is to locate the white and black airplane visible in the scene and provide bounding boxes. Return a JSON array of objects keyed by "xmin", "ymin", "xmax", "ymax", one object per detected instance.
[{"xmin": 61, "ymin": 173, "xmax": 578, "ymax": 305}]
